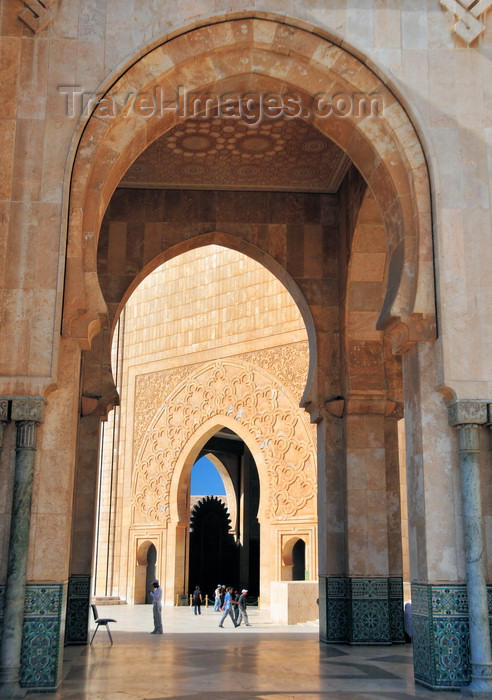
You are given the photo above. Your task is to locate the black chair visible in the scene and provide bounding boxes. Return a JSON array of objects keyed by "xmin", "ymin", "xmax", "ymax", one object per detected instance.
[{"xmin": 90, "ymin": 604, "xmax": 117, "ymax": 645}]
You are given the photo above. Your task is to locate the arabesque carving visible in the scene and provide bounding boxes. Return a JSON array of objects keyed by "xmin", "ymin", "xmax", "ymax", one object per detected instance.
[
  {"xmin": 133, "ymin": 342, "xmax": 310, "ymax": 459},
  {"xmin": 132, "ymin": 358, "xmax": 316, "ymax": 524}
]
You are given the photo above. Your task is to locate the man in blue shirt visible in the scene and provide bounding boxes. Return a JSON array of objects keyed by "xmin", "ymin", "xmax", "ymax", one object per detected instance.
[{"xmin": 218, "ymin": 587, "xmax": 238, "ymax": 628}]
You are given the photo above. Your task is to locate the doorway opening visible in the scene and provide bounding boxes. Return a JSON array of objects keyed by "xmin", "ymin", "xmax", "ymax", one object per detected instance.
[
  {"xmin": 189, "ymin": 429, "xmax": 260, "ymax": 600},
  {"xmin": 292, "ymin": 540, "xmax": 306, "ymax": 581}
]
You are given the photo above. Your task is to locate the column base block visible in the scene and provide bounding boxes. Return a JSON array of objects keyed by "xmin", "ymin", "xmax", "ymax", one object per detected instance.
[
  {"xmin": 65, "ymin": 575, "xmax": 91, "ymax": 644},
  {"xmin": 0, "ymin": 583, "xmax": 66, "ymax": 691},
  {"xmin": 319, "ymin": 576, "xmax": 404, "ymax": 645},
  {"xmin": 411, "ymin": 583, "xmax": 492, "ymax": 691}
]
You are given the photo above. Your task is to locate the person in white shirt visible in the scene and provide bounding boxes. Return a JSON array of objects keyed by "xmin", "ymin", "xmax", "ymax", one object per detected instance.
[
  {"xmin": 214, "ymin": 585, "xmax": 222, "ymax": 611},
  {"xmin": 236, "ymin": 589, "xmax": 251, "ymax": 626},
  {"xmin": 149, "ymin": 579, "xmax": 163, "ymax": 634}
]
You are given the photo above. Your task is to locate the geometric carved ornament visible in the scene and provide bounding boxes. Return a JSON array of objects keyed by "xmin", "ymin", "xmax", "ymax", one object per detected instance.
[
  {"xmin": 18, "ymin": 0, "xmax": 60, "ymax": 33},
  {"xmin": 440, "ymin": 0, "xmax": 492, "ymax": 43},
  {"xmin": 132, "ymin": 359, "xmax": 316, "ymax": 524}
]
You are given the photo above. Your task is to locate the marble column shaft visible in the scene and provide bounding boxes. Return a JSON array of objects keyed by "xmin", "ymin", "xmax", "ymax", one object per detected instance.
[
  {"xmin": 448, "ymin": 400, "xmax": 492, "ymax": 694},
  {"xmin": 0, "ymin": 398, "xmax": 44, "ymax": 696}
]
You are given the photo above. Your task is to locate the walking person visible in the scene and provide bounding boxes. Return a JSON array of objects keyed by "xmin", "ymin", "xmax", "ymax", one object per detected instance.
[
  {"xmin": 233, "ymin": 590, "xmax": 240, "ymax": 623},
  {"xmin": 192, "ymin": 586, "xmax": 202, "ymax": 615},
  {"xmin": 237, "ymin": 589, "xmax": 251, "ymax": 626},
  {"xmin": 213, "ymin": 584, "xmax": 222, "ymax": 612},
  {"xmin": 149, "ymin": 579, "xmax": 163, "ymax": 634},
  {"xmin": 218, "ymin": 587, "xmax": 238, "ymax": 628}
]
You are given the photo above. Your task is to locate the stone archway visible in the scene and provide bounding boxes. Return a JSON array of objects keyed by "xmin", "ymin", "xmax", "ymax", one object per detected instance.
[
  {"xmin": 63, "ymin": 16, "xmax": 434, "ymax": 357},
  {"xmin": 62, "ymin": 10, "xmax": 436, "ymax": 685}
]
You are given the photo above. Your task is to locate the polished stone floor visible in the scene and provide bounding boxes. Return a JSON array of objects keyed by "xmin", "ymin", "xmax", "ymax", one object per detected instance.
[{"xmin": 27, "ymin": 605, "xmax": 468, "ymax": 699}]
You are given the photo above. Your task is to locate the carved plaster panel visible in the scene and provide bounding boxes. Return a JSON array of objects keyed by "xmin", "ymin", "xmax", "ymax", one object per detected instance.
[
  {"xmin": 240, "ymin": 342, "xmax": 309, "ymax": 400},
  {"xmin": 132, "ymin": 356, "xmax": 316, "ymax": 525},
  {"xmin": 134, "ymin": 365, "xmax": 191, "ymax": 459},
  {"xmin": 133, "ymin": 341, "xmax": 309, "ymax": 459}
]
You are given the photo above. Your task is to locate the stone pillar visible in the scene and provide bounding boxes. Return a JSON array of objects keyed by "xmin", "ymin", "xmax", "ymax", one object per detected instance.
[
  {"xmin": 65, "ymin": 410, "xmax": 102, "ymax": 644},
  {"xmin": 448, "ymin": 400, "xmax": 492, "ymax": 696},
  {"xmin": 0, "ymin": 397, "xmax": 45, "ymax": 698},
  {"xmin": 320, "ymin": 396, "xmax": 403, "ymax": 645},
  {"xmin": 316, "ymin": 404, "xmax": 346, "ymax": 644},
  {"xmin": 384, "ymin": 406, "xmax": 405, "ymax": 643}
]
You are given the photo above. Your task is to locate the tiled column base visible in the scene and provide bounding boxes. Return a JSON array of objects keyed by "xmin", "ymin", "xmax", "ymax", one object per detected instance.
[
  {"xmin": 0, "ymin": 583, "xmax": 66, "ymax": 690},
  {"xmin": 389, "ymin": 576, "xmax": 405, "ymax": 643},
  {"xmin": 65, "ymin": 575, "xmax": 91, "ymax": 644},
  {"xmin": 321, "ymin": 576, "xmax": 404, "ymax": 645},
  {"xmin": 411, "ymin": 583, "xmax": 482, "ymax": 690}
]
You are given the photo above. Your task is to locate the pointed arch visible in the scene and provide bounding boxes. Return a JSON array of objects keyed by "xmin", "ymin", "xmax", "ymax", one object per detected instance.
[{"xmin": 63, "ymin": 16, "xmax": 434, "ymax": 358}]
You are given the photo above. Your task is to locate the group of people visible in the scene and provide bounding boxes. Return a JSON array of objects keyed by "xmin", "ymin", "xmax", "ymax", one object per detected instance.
[
  {"xmin": 148, "ymin": 580, "xmax": 252, "ymax": 633},
  {"xmin": 214, "ymin": 584, "xmax": 251, "ymax": 628}
]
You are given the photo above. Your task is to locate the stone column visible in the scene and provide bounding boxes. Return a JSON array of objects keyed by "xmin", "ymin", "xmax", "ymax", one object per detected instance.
[
  {"xmin": 65, "ymin": 410, "xmax": 102, "ymax": 644},
  {"xmin": 384, "ymin": 404, "xmax": 405, "ymax": 643},
  {"xmin": 0, "ymin": 397, "xmax": 45, "ymax": 698},
  {"xmin": 448, "ymin": 400, "xmax": 492, "ymax": 696}
]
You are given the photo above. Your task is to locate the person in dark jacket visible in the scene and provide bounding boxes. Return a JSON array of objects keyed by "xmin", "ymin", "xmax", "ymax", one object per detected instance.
[
  {"xmin": 237, "ymin": 589, "xmax": 251, "ymax": 626},
  {"xmin": 192, "ymin": 586, "xmax": 202, "ymax": 615}
]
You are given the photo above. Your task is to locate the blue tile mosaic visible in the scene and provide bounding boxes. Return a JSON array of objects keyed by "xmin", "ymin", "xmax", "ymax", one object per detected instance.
[
  {"xmin": 0, "ymin": 583, "xmax": 66, "ymax": 690},
  {"xmin": 20, "ymin": 583, "xmax": 66, "ymax": 689},
  {"xmin": 65, "ymin": 575, "xmax": 91, "ymax": 644},
  {"xmin": 410, "ymin": 583, "xmax": 491, "ymax": 690},
  {"xmin": 321, "ymin": 576, "xmax": 400, "ymax": 645},
  {"xmin": 350, "ymin": 598, "xmax": 390, "ymax": 643}
]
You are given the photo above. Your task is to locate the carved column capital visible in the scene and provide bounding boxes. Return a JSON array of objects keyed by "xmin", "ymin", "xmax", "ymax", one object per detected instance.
[
  {"xmin": 11, "ymin": 397, "xmax": 45, "ymax": 424},
  {"xmin": 487, "ymin": 404, "xmax": 492, "ymax": 451},
  {"xmin": 11, "ymin": 397, "xmax": 46, "ymax": 450},
  {"xmin": 0, "ymin": 399, "xmax": 8, "ymax": 423},
  {"xmin": 447, "ymin": 400, "xmax": 488, "ymax": 428},
  {"xmin": 0, "ymin": 399, "xmax": 9, "ymax": 450},
  {"xmin": 383, "ymin": 313, "xmax": 436, "ymax": 355}
]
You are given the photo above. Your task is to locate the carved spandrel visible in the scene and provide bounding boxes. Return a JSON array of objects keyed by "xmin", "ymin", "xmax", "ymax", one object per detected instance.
[
  {"xmin": 132, "ymin": 357, "xmax": 316, "ymax": 525},
  {"xmin": 133, "ymin": 341, "xmax": 309, "ymax": 460}
]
